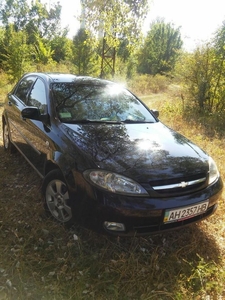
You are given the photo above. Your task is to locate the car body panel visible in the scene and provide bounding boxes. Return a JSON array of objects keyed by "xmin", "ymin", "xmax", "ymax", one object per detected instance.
[{"xmin": 62, "ymin": 122, "xmax": 209, "ymax": 182}]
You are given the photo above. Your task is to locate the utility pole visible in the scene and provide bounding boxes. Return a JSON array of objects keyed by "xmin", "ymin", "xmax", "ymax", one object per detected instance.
[
  {"xmin": 80, "ymin": 0, "xmax": 116, "ymax": 78},
  {"xmin": 100, "ymin": 33, "xmax": 116, "ymax": 78}
]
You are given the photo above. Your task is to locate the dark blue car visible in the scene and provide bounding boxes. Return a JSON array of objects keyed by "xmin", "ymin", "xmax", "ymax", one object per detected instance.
[{"xmin": 2, "ymin": 73, "xmax": 223, "ymax": 235}]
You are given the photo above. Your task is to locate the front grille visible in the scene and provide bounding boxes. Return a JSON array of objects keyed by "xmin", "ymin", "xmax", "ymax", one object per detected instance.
[{"xmin": 149, "ymin": 173, "xmax": 208, "ymax": 196}]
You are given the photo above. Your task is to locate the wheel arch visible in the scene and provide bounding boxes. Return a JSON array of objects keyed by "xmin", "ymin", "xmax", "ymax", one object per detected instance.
[
  {"xmin": 44, "ymin": 160, "xmax": 60, "ymax": 176},
  {"xmin": 44, "ymin": 160, "xmax": 77, "ymax": 192}
]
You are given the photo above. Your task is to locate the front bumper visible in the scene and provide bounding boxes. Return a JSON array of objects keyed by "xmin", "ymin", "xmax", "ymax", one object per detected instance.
[{"xmin": 93, "ymin": 176, "xmax": 223, "ymax": 236}]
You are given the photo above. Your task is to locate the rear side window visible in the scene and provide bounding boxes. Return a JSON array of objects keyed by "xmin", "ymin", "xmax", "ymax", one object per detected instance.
[{"xmin": 14, "ymin": 77, "xmax": 36, "ymax": 103}]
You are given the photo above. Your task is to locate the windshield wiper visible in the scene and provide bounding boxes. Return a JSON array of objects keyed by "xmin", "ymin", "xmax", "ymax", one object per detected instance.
[
  {"xmin": 62, "ymin": 119, "xmax": 154, "ymax": 124},
  {"xmin": 63, "ymin": 119, "xmax": 122, "ymax": 124},
  {"xmin": 121, "ymin": 119, "xmax": 154, "ymax": 123}
]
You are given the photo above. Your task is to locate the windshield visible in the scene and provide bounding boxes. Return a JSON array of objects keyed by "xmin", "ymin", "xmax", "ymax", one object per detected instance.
[{"xmin": 52, "ymin": 82, "xmax": 156, "ymax": 123}]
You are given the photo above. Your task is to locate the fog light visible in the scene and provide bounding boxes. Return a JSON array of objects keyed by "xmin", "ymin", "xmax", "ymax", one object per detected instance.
[{"xmin": 104, "ymin": 221, "xmax": 126, "ymax": 232}]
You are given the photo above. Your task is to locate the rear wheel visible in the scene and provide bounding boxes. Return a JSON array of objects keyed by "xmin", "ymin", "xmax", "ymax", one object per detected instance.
[
  {"xmin": 3, "ymin": 121, "xmax": 16, "ymax": 153},
  {"xmin": 42, "ymin": 170, "xmax": 75, "ymax": 226}
]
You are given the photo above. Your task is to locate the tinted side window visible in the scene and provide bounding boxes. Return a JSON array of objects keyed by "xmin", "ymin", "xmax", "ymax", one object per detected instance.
[
  {"xmin": 14, "ymin": 77, "xmax": 36, "ymax": 103},
  {"xmin": 28, "ymin": 79, "xmax": 47, "ymax": 114}
]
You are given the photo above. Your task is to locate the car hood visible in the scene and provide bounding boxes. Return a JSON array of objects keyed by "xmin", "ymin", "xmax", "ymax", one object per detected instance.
[{"xmin": 61, "ymin": 122, "xmax": 209, "ymax": 182}]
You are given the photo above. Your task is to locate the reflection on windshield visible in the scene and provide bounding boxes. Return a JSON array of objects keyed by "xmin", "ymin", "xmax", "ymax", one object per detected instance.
[{"xmin": 52, "ymin": 82, "xmax": 156, "ymax": 123}]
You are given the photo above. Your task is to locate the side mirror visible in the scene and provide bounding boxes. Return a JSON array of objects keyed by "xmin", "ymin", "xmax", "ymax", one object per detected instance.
[
  {"xmin": 22, "ymin": 106, "xmax": 41, "ymax": 120},
  {"xmin": 21, "ymin": 106, "xmax": 49, "ymax": 124},
  {"xmin": 151, "ymin": 109, "xmax": 159, "ymax": 118}
]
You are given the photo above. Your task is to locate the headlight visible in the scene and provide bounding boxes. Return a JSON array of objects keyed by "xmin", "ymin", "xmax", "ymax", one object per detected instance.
[
  {"xmin": 83, "ymin": 170, "xmax": 148, "ymax": 195},
  {"xmin": 208, "ymin": 157, "xmax": 219, "ymax": 185}
]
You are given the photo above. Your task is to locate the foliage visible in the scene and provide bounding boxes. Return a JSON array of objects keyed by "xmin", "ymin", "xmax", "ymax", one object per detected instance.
[
  {"xmin": 72, "ymin": 28, "xmax": 100, "ymax": 76},
  {"xmin": 50, "ymin": 32, "xmax": 73, "ymax": 63},
  {"xmin": 0, "ymin": 0, "xmax": 73, "ymax": 76},
  {"xmin": 0, "ymin": 26, "xmax": 6, "ymax": 67},
  {"xmin": 82, "ymin": 0, "xmax": 148, "ymax": 50},
  {"xmin": 137, "ymin": 19, "xmax": 183, "ymax": 75},
  {"xmin": 82, "ymin": 0, "xmax": 149, "ymax": 77},
  {"xmin": 128, "ymin": 74, "xmax": 171, "ymax": 95},
  {"xmin": 33, "ymin": 33, "xmax": 54, "ymax": 65},
  {"xmin": 179, "ymin": 45, "xmax": 216, "ymax": 111},
  {"xmin": 176, "ymin": 20, "xmax": 225, "ymax": 114},
  {"xmin": 0, "ymin": 0, "xmax": 29, "ymax": 31},
  {"xmin": 180, "ymin": 45, "xmax": 225, "ymax": 113},
  {"xmin": 32, "ymin": 62, "xmax": 73, "ymax": 74},
  {"xmin": 0, "ymin": 1, "xmax": 182, "ymax": 83},
  {"xmin": 2, "ymin": 26, "xmax": 33, "ymax": 82},
  {"xmin": 0, "ymin": 71, "xmax": 13, "ymax": 102},
  {"xmin": 27, "ymin": 0, "xmax": 62, "ymax": 40},
  {"xmin": 0, "ymin": 0, "xmax": 62, "ymax": 40},
  {"xmin": 211, "ymin": 21, "xmax": 225, "ymax": 111},
  {"xmin": 1, "ymin": 0, "xmax": 225, "ymax": 117}
]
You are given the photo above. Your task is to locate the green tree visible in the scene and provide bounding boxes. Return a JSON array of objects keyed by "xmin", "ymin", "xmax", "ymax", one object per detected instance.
[
  {"xmin": 0, "ymin": 0, "xmax": 29, "ymax": 31},
  {"xmin": 26, "ymin": 0, "xmax": 62, "ymax": 41},
  {"xmin": 180, "ymin": 21, "xmax": 225, "ymax": 113},
  {"xmin": 138, "ymin": 20, "xmax": 183, "ymax": 75},
  {"xmin": 0, "ymin": 26, "xmax": 6, "ymax": 68},
  {"xmin": 50, "ymin": 32, "xmax": 73, "ymax": 63},
  {"xmin": 0, "ymin": 0, "xmax": 62, "ymax": 41},
  {"xmin": 72, "ymin": 28, "xmax": 99, "ymax": 76},
  {"xmin": 83, "ymin": 0, "xmax": 148, "ymax": 46},
  {"xmin": 0, "ymin": 0, "xmax": 63, "ymax": 70},
  {"xmin": 211, "ymin": 21, "xmax": 225, "ymax": 111},
  {"xmin": 82, "ymin": 0, "xmax": 149, "ymax": 77},
  {"xmin": 33, "ymin": 33, "xmax": 54, "ymax": 65},
  {"xmin": 2, "ymin": 26, "xmax": 33, "ymax": 82},
  {"xmin": 181, "ymin": 46, "xmax": 216, "ymax": 111}
]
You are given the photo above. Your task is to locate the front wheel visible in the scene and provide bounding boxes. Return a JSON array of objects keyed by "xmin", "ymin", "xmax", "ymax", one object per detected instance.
[{"xmin": 42, "ymin": 170, "xmax": 75, "ymax": 226}]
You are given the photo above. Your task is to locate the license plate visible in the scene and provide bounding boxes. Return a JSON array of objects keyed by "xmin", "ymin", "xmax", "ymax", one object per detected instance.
[{"xmin": 163, "ymin": 200, "xmax": 209, "ymax": 223}]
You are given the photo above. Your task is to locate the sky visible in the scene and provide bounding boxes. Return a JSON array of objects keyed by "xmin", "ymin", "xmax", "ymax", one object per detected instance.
[
  {"xmin": 146, "ymin": 0, "xmax": 225, "ymax": 51},
  {"xmin": 56, "ymin": 0, "xmax": 225, "ymax": 51}
]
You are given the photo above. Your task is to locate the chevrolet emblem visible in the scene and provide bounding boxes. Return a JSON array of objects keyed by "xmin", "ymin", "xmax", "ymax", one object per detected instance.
[{"xmin": 180, "ymin": 181, "xmax": 188, "ymax": 188}]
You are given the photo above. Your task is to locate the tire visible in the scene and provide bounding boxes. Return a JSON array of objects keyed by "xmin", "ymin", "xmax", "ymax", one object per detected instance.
[
  {"xmin": 3, "ymin": 121, "xmax": 16, "ymax": 154},
  {"xmin": 42, "ymin": 169, "xmax": 75, "ymax": 226}
]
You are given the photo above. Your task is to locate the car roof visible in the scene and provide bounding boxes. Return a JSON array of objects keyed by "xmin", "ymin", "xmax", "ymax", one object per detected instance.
[{"xmin": 23, "ymin": 72, "xmax": 112, "ymax": 85}]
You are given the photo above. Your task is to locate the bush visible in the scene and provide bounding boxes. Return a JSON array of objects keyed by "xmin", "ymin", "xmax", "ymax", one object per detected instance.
[
  {"xmin": 0, "ymin": 71, "xmax": 13, "ymax": 104},
  {"xmin": 127, "ymin": 74, "xmax": 172, "ymax": 95}
]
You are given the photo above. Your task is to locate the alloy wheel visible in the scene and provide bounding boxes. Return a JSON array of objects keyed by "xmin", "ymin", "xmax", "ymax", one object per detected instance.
[{"xmin": 45, "ymin": 179, "xmax": 72, "ymax": 223}]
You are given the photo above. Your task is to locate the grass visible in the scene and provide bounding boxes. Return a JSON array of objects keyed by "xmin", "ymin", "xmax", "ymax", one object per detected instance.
[{"xmin": 0, "ymin": 82, "xmax": 225, "ymax": 300}]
